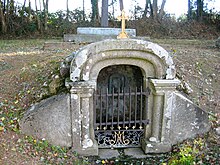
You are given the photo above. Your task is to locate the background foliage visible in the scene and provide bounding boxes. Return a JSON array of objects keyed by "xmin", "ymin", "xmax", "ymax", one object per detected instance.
[{"xmin": 0, "ymin": 0, "xmax": 219, "ymax": 38}]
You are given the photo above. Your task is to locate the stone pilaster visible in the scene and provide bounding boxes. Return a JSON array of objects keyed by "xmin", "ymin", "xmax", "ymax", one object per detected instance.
[
  {"xmin": 142, "ymin": 79, "xmax": 180, "ymax": 153},
  {"xmin": 70, "ymin": 81, "xmax": 98, "ymax": 156},
  {"xmin": 151, "ymin": 93, "xmax": 164, "ymax": 141}
]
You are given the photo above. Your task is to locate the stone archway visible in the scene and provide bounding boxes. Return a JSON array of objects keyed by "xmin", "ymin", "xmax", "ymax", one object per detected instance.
[{"xmin": 69, "ymin": 39, "xmax": 176, "ymax": 83}]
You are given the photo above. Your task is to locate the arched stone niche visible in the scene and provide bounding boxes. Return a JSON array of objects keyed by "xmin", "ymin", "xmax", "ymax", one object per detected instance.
[{"xmin": 66, "ymin": 39, "xmax": 179, "ymax": 155}]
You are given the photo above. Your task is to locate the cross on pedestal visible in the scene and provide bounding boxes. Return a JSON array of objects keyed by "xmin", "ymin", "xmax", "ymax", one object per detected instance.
[{"xmin": 117, "ymin": 10, "xmax": 129, "ymax": 39}]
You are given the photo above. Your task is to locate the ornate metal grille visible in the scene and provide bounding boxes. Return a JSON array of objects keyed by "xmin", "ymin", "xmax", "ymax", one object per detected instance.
[{"xmin": 94, "ymin": 86, "xmax": 150, "ymax": 148}]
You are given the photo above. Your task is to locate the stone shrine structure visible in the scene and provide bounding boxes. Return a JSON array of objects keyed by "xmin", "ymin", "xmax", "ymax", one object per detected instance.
[{"xmin": 20, "ymin": 38, "xmax": 210, "ymax": 156}]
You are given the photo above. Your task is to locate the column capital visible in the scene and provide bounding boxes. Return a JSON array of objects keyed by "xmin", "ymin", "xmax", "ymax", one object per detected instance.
[{"xmin": 150, "ymin": 79, "xmax": 180, "ymax": 95}]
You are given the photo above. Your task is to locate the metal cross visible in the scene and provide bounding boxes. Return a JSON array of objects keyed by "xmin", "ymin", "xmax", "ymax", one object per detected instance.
[{"xmin": 117, "ymin": 10, "xmax": 129, "ymax": 39}]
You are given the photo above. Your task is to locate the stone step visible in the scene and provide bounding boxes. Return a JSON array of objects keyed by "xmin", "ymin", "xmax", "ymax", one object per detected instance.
[{"xmin": 63, "ymin": 34, "xmax": 150, "ymax": 43}]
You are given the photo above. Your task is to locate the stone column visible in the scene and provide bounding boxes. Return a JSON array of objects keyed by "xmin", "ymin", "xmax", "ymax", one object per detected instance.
[{"xmin": 70, "ymin": 81, "xmax": 98, "ymax": 156}]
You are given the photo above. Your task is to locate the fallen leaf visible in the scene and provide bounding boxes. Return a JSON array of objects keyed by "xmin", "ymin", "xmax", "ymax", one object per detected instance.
[{"xmin": 0, "ymin": 126, "xmax": 4, "ymax": 131}]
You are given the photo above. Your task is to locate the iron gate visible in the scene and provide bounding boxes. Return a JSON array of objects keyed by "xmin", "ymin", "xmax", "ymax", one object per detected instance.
[{"xmin": 94, "ymin": 86, "xmax": 150, "ymax": 148}]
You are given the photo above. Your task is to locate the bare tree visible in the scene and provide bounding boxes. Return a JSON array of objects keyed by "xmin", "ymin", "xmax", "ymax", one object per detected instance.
[
  {"xmin": 143, "ymin": 0, "xmax": 167, "ymax": 20},
  {"xmin": 143, "ymin": 0, "xmax": 152, "ymax": 18}
]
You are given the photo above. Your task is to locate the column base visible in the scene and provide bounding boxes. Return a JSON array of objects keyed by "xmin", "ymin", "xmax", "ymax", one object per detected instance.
[
  {"xmin": 141, "ymin": 139, "xmax": 172, "ymax": 154},
  {"xmin": 72, "ymin": 141, "xmax": 99, "ymax": 156}
]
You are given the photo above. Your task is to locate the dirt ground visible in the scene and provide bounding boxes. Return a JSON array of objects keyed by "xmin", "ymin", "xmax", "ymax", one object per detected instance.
[{"xmin": 0, "ymin": 39, "xmax": 219, "ymax": 164}]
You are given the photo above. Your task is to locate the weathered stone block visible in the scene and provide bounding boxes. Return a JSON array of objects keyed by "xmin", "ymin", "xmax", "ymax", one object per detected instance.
[
  {"xmin": 170, "ymin": 92, "xmax": 211, "ymax": 144},
  {"xmin": 20, "ymin": 94, "xmax": 72, "ymax": 147},
  {"xmin": 141, "ymin": 140, "xmax": 172, "ymax": 154}
]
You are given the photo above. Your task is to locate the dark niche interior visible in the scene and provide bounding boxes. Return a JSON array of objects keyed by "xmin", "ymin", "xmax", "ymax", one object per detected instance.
[{"xmin": 94, "ymin": 65, "xmax": 149, "ymax": 148}]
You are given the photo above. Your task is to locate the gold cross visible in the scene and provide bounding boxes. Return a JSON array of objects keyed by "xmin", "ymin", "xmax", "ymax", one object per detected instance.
[{"xmin": 117, "ymin": 10, "xmax": 129, "ymax": 39}]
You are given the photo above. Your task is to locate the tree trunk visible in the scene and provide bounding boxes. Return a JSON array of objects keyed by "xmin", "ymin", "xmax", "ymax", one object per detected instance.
[
  {"xmin": 188, "ymin": 0, "xmax": 192, "ymax": 20},
  {"xmin": 197, "ymin": 0, "xmax": 203, "ymax": 21},
  {"xmin": 143, "ymin": 0, "xmax": 148, "ymax": 17},
  {"xmin": 35, "ymin": 0, "xmax": 42, "ymax": 32},
  {"xmin": 0, "ymin": 2, "xmax": 7, "ymax": 33},
  {"xmin": 6, "ymin": 0, "xmax": 9, "ymax": 25},
  {"xmin": 149, "ymin": 0, "xmax": 153, "ymax": 18},
  {"xmin": 119, "ymin": 0, "xmax": 123, "ymax": 11},
  {"xmin": 91, "ymin": 0, "xmax": 99, "ymax": 26},
  {"xmin": 9, "ymin": 0, "xmax": 14, "ymax": 15},
  {"xmin": 3, "ymin": 0, "xmax": 6, "ymax": 13},
  {"xmin": 152, "ymin": 0, "xmax": 158, "ymax": 19},
  {"xmin": 28, "ymin": 0, "xmax": 32, "ymax": 22},
  {"xmin": 111, "ymin": 0, "xmax": 115, "ymax": 19},
  {"xmin": 83, "ymin": 0, "xmax": 85, "ymax": 21},
  {"xmin": 101, "ymin": 0, "xmax": 108, "ymax": 27},
  {"xmin": 43, "ymin": 0, "xmax": 49, "ymax": 31},
  {"xmin": 66, "ymin": 0, "xmax": 69, "ymax": 21},
  {"xmin": 158, "ymin": 0, "xmax": 166, "ymax": 19},
  {"xmin": 22, "ymin": 0, "xmax": 27, "ymax": 12}
]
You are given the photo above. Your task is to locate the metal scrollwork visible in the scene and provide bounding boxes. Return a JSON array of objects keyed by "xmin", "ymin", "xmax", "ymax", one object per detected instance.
[{"xmin": 95, "ymin": 129, "xmax": 144, "ymax": 148}]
